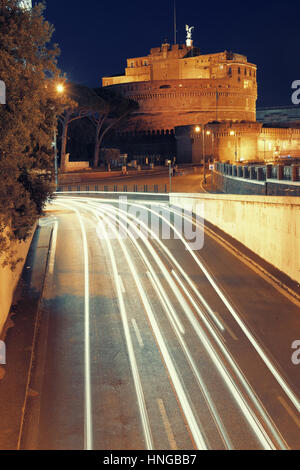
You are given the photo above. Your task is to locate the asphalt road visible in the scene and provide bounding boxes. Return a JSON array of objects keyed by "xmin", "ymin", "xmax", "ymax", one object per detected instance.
[
  {"xmin": 19, "ymin": 195, "xmax": 300, "ymax": 450},
  {"xmin": 59, "ymin": 167, "xmax": 208, "ymax": 194}
]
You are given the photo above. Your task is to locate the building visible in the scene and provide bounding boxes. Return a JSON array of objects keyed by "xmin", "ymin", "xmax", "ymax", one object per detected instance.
[
  {"xmin": 257, "ymin": 106, "xmax": 300, "ymax": 128},
  {"xmin": 176, "ymin": 122, "xmax": 300, "ymax": 164},
  {"xmin": 102, "ymin": 32, "xmax": 300, "ymax": 163},
  {"xmin": 102, "ymin": 42, "xmax": 257, "ymax": 132}
]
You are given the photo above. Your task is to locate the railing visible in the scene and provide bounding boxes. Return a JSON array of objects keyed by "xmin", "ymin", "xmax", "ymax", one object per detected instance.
[
  {"xmin": 57, "ymin": 183, "xmax": 169, "ymax": 193},
  {"xmin": 215, "ymin": 162, "xmax": 300, "ymax": 183}
]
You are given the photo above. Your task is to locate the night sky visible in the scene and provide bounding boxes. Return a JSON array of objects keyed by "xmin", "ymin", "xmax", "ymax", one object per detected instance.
[{"xmin": 40, "ymin": 0, "xmax": 299, "ymax": 107}]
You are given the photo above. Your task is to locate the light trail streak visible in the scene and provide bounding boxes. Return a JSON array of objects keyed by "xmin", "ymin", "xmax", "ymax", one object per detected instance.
[
  {"xmin": 96, "ymin": 216, "xmax": 154, "ymax": 450},
  {"xmin": 58, "ymin": 197, "xmax": 289, "ymax": 449},
  {"xmin": 146, "ymin": 270, "xmax": 233, "ymax": 450},
  {"xmin": 48, "ymin": 221, "xmax": 58, "ymax": 276},
  {"xmin": 157, "ymin": 204, "xmax": 300, "ymax": 415},
  {"xmin": 54, "ymin": 201, "xmax": 93, "ymax": 451},
  {"xmin": 89, "ymin": 201, "xmax": 264, "ymax": 449},
  {"xmin": 88, "ymin": 198, "xmax": 286, "ymax": 449},
  {"xmin": 92, "ymin": 204, "xmax": 208, "ymax": 450}
]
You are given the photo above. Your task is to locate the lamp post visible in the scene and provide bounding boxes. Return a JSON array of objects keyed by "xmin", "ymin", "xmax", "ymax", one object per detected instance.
[
  {"xmin": 195, "ymin": 125, "xmax": 207, "ymax": 184},
  {"xmin": 168, "ymin": 159, "xmax": 173, "ymax": 193},
  {"xmin": 230, "ymin": 130, "xmax": 237, "ymax": 162},
  {"xmin": 206, "ymin": 130, "xmax": 214, "ymax": 189},
  {"xmin": 53, "ymin": 83, "xmax": 65, "ymax": 191},
  {"xmin": 206, "ymin": 129, "xmax": 214, "ymax": 158},
  {"xmin": 202, "ymin": 127, "xmax": 207, "ymax": 184}
]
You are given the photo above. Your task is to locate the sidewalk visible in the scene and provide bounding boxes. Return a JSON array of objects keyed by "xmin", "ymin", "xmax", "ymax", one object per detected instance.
[{"xmin": 0, "ymin": 223, "xmax": 52, "ymax": 450}]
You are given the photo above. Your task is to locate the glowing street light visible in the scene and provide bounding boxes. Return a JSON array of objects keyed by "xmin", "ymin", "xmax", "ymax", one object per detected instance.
[{"xmin": 56, "ymin": 83, "xmax": 65, "ymax": 94}]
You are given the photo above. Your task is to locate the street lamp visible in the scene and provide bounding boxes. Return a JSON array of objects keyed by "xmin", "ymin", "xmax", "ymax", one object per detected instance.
[
  {"xmin": 168, "ymin": 159, "xmax": 172, "ymax": 193},
  {"xmin": 230, "ymin": 130, "xmax": 238, "ymax": 162},
  {"xmin": 194, "ymin": 125, "xmax": 207, "ymax": 184},
  {"xmin": 54, "ymin": 83, "xmax": 65, "ymax": 191},
  {"xmin": 56, "ymin": 84, "xmax": 65, "ymax": 94},
  {"xmin": 206, "ymin": 130, "xmax": 214, "ymax": 159}
]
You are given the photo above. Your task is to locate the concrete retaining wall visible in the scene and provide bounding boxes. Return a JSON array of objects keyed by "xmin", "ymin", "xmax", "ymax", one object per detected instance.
[
  {"xmin": 0, "ymin": 227, "xmax": 36, "ymax": 335},
  {"xmin": 170, "ymin": 193, "xmax": 300, "ymax": 284}
]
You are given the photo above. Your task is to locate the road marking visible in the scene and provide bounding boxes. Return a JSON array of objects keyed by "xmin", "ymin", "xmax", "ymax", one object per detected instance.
[
  {"xmin": 132, "ymin": 318, "xmax": 144, "ymax": 348},
  {"xmin": 48, "ymin": 221, "xmax": 58, "ymax": 276},
  {"xmin": 157, "ymin": 399, "xmax": 178, "ymax": 450},
  {"xmin": 278, "ymin": 396, "xmax": 300, "ymax": 429},
  {"xmin": 119, "ymin": 275, "xmax": 126, "ymax": 294}
]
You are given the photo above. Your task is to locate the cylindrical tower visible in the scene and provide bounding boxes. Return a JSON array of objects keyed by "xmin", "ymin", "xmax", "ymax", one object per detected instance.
[{"xmin": 102, "ymin": 43, "xmax": 258, "ymax": 134}]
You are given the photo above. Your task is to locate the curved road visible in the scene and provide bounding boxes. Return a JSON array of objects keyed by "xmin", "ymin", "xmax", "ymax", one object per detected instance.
[{"xmin": 20, "ymin": 194, "xmax": 300, "ymax": 450}]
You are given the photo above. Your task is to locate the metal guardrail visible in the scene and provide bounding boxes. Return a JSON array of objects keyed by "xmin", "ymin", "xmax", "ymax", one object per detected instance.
[
  {"xmin": 215, "ymin": 162, "xmax": 300, "ymax": 183},
  {"xmin": 57, "ymin": 184, "xmax": 169, "ymax": 194}
]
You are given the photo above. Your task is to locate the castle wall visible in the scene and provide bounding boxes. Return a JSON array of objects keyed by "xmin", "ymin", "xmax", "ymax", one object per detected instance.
[{"xmin": 102, "ymin": 43, "xmax": 257, "ymax": 132}]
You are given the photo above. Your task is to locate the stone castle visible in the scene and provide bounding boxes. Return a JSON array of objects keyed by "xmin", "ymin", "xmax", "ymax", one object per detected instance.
[
  {"xmin": 102, "ymin": 36, "xmax": 300, "ymax": 163},
  {"xmin": 102, "ymin": 43, "xmax": 257, "ymax": 131}
]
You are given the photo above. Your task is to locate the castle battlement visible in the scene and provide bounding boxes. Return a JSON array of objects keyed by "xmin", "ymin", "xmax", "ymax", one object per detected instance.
[{"xmin": 102, "ymin": 42, "xmax": 258, "ymax": 132}]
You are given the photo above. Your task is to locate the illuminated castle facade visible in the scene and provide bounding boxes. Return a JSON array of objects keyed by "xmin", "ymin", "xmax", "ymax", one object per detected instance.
[
  {"xmin": 102, "ymin": 42, "xmax": 257, "ymax": 132},
  {"xmin": 102, "ymin": 37, "xmax": 300, "ymax": 162}
]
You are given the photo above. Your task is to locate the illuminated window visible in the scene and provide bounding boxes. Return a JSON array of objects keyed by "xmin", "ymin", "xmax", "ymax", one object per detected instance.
[{"xmin": 244, "ymin": 80, "xmax": 249, "ymax": 89}]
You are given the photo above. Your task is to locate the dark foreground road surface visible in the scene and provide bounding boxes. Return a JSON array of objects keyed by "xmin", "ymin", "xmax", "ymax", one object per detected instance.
[{"xmin": 1, "ymin": 194, "xmax": 299, "ymax": 450}]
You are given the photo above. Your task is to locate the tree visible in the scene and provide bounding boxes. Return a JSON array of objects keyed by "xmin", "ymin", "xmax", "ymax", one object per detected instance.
[
  {"xmin": 0, "ymin": 0, "xmax": 64, "ymax": 266},
  {"xmin": 91, "ymin": 88, "xmax": 138, "ymax": 168},
  {"xmin": 57, "ymin": 83, "xmax": 104, "ymax": 172}
]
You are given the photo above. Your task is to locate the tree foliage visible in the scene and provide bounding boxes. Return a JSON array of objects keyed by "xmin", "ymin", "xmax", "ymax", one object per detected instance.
[
  {"xmin": 57, "ymin": 83, "xmax": 104, "ymax": 171},
  {"xmin": 91, "ymin": 88, "xmax": 138, "ymax": 168},
  {"xmin": 0, "ymin": 0, "xmax": 64, "ymax": 266}
]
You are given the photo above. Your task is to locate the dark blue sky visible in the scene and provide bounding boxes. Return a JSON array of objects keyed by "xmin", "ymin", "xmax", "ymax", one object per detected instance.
[{"xmin": 40, "ymin": 0, "xmax": 299, "ymax": 107}]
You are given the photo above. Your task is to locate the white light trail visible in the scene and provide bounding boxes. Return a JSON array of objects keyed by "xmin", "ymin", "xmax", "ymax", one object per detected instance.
[
  {"xmin": 156, "ymin": 204, "xmax": 300, "ymax": 415},
  {"xmin": 54, "ymin": 201, "xmax": 93, "ymax": 451},
  {"xmin": 90, "ymin": 199, "xmax": 287, "ymax": 449},
  {"xmin": 48, "ymin": 221, "xmax": 58, "ymax": 276},
  {"xmin": 93, "ymin": 205, "xmax": 208, "ymax": 450},
  {"xmin": 58, "ymin": 196, "xmax": 290, "ymax": 449},
  {"xmin": 97, "ymin": 217, "xmax": 154, "ymax": 450}
]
